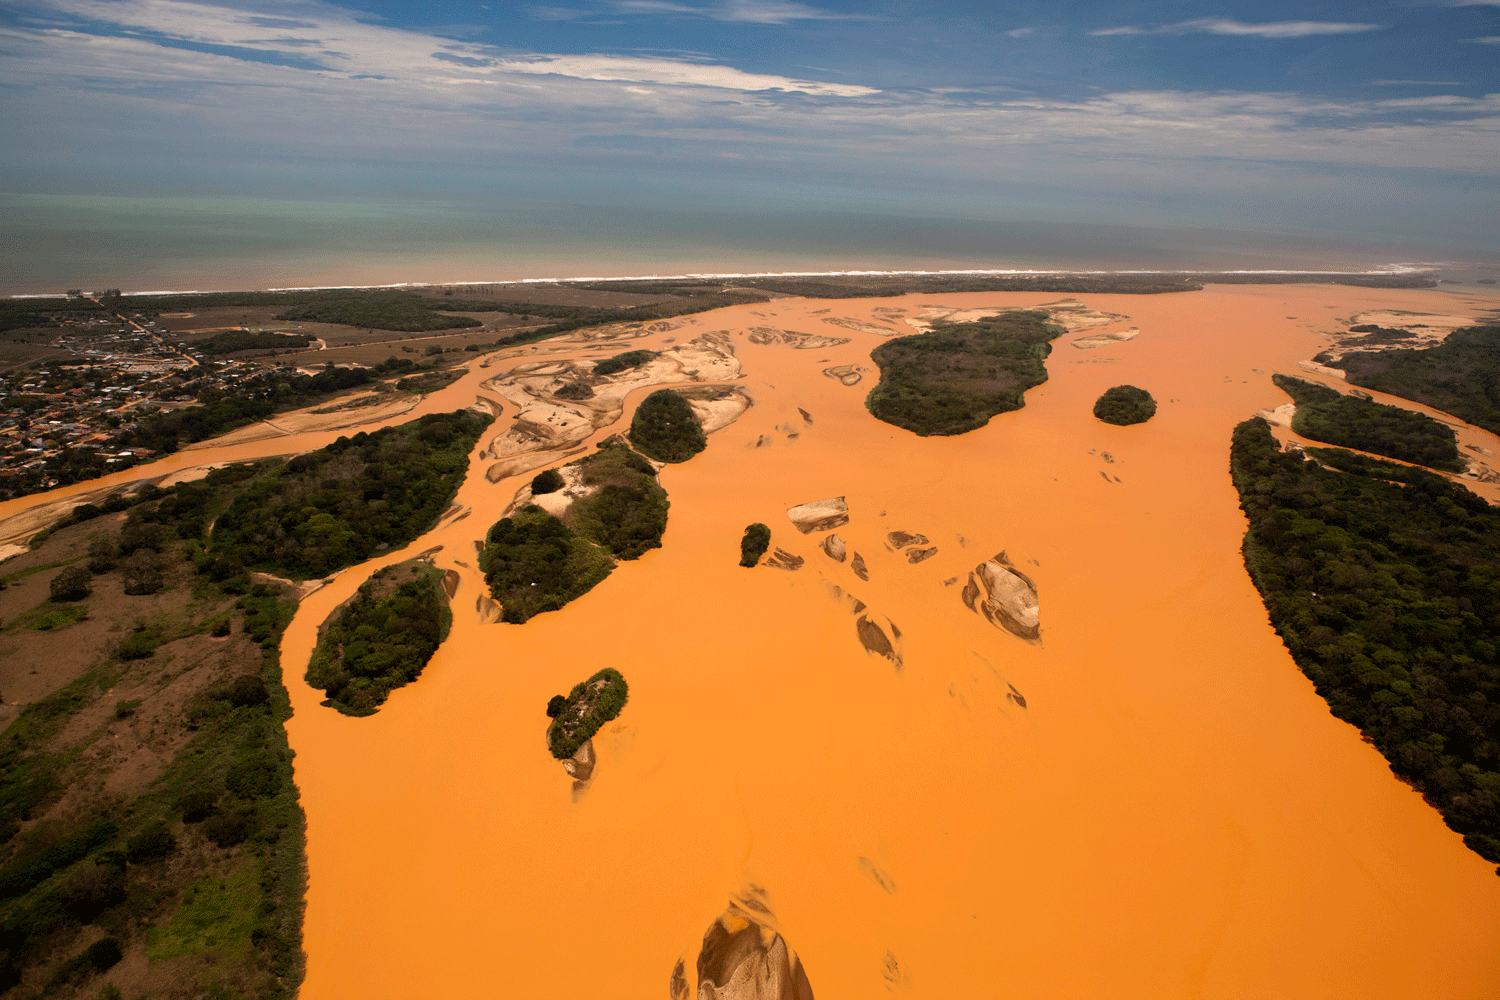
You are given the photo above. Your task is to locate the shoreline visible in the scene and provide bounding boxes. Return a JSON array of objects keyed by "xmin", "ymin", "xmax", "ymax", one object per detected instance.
[{"xmin": 5, "ymin": 262, "xmax": 1455, "ymax": 299}]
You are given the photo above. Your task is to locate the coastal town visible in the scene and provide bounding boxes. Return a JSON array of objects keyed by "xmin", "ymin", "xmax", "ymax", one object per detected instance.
[{"xmin": 1, "ymin": 300, "xmax": 306, "ymax": 496}]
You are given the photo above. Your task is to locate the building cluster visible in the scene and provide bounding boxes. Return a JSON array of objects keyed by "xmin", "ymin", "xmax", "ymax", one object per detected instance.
[{"xmin": 0, "ymin": 314, "xmax": 273, "ymax": 489}]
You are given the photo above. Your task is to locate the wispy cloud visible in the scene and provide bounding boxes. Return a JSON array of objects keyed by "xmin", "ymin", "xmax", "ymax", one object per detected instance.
[
  {"xmin": 1371, "ymin": 79, "xmax": 1464, "ymax": 86},
  {"xmin": 1092, "ymin": 18, "xmax": 1383, "ymax": 39},
  {"xmin": 1463, "ymin": 35, "xmax": 1500, "ymax": 44},
  {"xmin": 1005, "ymin": 27, "xmax": 1035, "ymax": 39},
  {"xmin": 607, "ymin": 0, "xmax": 869, "ymax": 23}
]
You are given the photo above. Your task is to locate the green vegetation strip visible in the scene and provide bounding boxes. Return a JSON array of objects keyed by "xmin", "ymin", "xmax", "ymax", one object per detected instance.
[
  {"xmin": 545, "ymin": 668, "xmax": 629, "ymax": 760},
  {"xmin": 865, "ymin": 310, "xmax": 1065, "ymax": 436},
  {"xmin": 1334, "ymin": 324, "xmax": 1500, "ymax": 438},
  {"xmin": 1230, "ymin": 418, "xmax": 1500, "ymax": 870},
  {"xmin": 629, "ymin": 389, "xmax": 707, "ymax": 463},
  {"xmin": 1271, "ymin": 373, "xmax": 1464, "ymax": 472},
  {"xmin": 1093, "ymin": 385, "xmax": 1157, "ymax": 426},
  {"xmin": 306, "ymin": 562, "xmax": 453, "ymax": 716}
]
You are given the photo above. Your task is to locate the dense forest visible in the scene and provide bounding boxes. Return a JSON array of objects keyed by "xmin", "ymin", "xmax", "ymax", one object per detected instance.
[
  {"xmin": 482, "ymin": 444, "xmax": 669, "ymax": 622},
  {"xmin": 629, "ymin": 390, "xmax": 708, "ymax": 462},
  {"xmin": 865, "ymin": 310, "xmax": 1064, "ymax": 435},
  {"xmin": 480, "ymin": 508, "xmax": 614, "ymax": 624},
  {"xmin": 210, "ymin": 411, "xmax": 490, "ymax": 579},
  {"xmin": 545, "ymin": 668, "xmax": 629, "ymax": 760},
  {"xmin": 305, "ymin": 561, "xmax": 452, "ymax": 716},
  {"xmin": 1333, "ymin": 325, "xmax": 1500, "ymax": 437},
  {"xmin": 567, "ymin": 444, "xmax": 670, "ymax": 559},
  {"xmin": 192, "ymin": 331, "xmax": 313, "ymax": 355},
  {"xmin": 1093, "ymin": 385, "xmax": 1157, "ymax": 425},
  {"xmin": 1230, "ymin": 418, "xmax": 1500, "ymax": 870},
  {"xmin": 1270, "ymin": 373, "xmax": 1464, "ymax": 472},
  {"xmin": 0, "ymin": 470, "xmax": 308, "ymax": 997},
  {"xmin": 0, "ymin": 297, "xmax": 103, "ymax": 332}
]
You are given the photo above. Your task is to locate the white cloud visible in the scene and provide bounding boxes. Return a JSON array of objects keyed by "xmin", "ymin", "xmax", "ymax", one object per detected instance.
[
  {"xmin": 1371, "ymin": 80, "xmax": 1464, "ymax": 86},
  {"xmin": 607, "ymin": 0, "xmax": 868, "ymax": 23},
  {"xmin": 1463, "ymin": 35, "xmax": 1500, "ymax": 44},
  {"xmin": 1005, "ymin": 27, "xmax": 1035, "ymax": 39},
  {"xmin": 1, "ymin": 0, "xmax": 1496, "ymax": 192},
  {"xmin": 1092, "ymin": 18, "xmax": 1383, "ymax": 39}
]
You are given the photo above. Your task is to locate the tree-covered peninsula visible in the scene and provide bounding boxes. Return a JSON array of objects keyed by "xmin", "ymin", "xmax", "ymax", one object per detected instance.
[
  {"xmin": 210, "ymin": 411, "xmax": 489, "ymax": 579},
  {"xmin": 306, "ymin": 561, "xmax": 453, "ymax": 716},
  {"xmin": 865, "ymin": 310, "xmax": 1065, "ymax": 435},
  {"xmin": 1230, "ymin": 418, "xmax": 1500, "ymax": 870},
  {"xmin": 1333, "ymin": 324, "xmax": 1500, "ymax": 438},
  {"xmin": 1270, "ymin": 373, "xmax": 1464, "ymax": 472}
]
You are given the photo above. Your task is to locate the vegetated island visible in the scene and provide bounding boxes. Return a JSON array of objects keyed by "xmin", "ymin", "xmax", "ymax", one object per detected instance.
[
  {"xmin": 1326, "ymin": 324, "xmax": 1500, "ymax": 437},
  {"xmin": 481, "ymin": 442, "xmax": 668, "ymax": 623},
  {"xmin": 628, "ymin": 389, "xmax": 708, "ymax": 462},
  {"xmin": 740, "ymin": 523, "xmax": 771, "ymax": 567},
  {"xmin": 593, "ymin": 349, "xmax": 658, "ymax": 376},
  {"xmin": 1269, "ymin": 373, "xmax": 1464, "ymax": 472},
  {"xmin": 305, "ymin": 560, "xmax": 453, "ymax": 716},
  {"xmin": 1230, "ymin": 418, "xmax": 1500, "ymax": 871},
  {"xmin": 864, "ymin": 310, "xmax": 1065, "ymax": 435},
  {"xmin": 545, "ymin": 668, "xmax": 629, "ymax": 760},
  {"xmin": 1093, "ymin": 385, "xmax": 1157, "ymax": 425}
]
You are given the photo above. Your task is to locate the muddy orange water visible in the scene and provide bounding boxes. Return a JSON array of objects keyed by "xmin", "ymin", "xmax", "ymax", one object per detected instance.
[{"xmin": 9, "ymin": 284, "xmax": 1500, "ymax": 997}]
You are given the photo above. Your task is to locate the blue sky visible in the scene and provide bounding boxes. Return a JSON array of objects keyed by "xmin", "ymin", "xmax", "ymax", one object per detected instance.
[{"xmin": 2, "ymin": 0, "xmax": 1499, "ymax": 277}]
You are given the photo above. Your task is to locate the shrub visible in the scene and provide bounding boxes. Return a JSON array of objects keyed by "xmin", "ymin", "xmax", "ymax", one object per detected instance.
[
  {"xmin": 58, "ymin": 864, "xmax": 127, "ymax": 923},
  {"xmin": 225, "ymin": 754, "xmax": 280, "ymax": 799},
  {"xmin": 546, "ymin": 695, "xmax": 567, "ymax": 718},
  {"xmin": 739, "ymin": 523, "xmax": 771, "ymax": 567},
  {"xmin": 50, "ymin": 566, "xmax": 92, "ymax": 602},
  {"xmin": 1093, "ymin": 385, "xmax": 1157, "ymax": 426},
  {"xmin": 209, "ymin": 617, "xmax": 231, "ymax": 637},
  {"xmin": 121, "ymin": 549, "xmax": 165, "ymax": 595},
  {"xmin": 227, "ymin": 675, "xmax": 269, "ymax": 707},
  {"xmin": 125, "ymin": 821, "xmax": 176, "ymax": 863},
  {"xmin": 180, "ymin": 790, "xmax": 218, "ymax": 823},
  {"xmin": 87, "ymin": 539, "xmax": 118, "ymax": 573},
  {"xmin": 117, "ymin": 628, "xmax": 161, "ymax": 661},
  {"xmin": 531, "ymin": 469, "xmax": 565, "ymax": 495},
  {"xmin": 202, "ymin": 807, "xmax": 255, "ymax": 848},
  {"xmin": 628, "ymin": 390, "xmax": 706, "ymax": 463},
  {"xmin": 554, "ymin": 381, "xmax": 594, "ymax": 400}
]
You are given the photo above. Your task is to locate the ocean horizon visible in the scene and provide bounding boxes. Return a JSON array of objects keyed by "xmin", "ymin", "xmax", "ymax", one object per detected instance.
[{"xmin": 6, "ymin": 192, "xmax": 1497, "ymax": 297}]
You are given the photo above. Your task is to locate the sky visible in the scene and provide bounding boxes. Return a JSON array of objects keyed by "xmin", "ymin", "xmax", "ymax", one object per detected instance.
[{"xmin": 2, "ymin": 0, "xmax": 1499, "ymax": 287}]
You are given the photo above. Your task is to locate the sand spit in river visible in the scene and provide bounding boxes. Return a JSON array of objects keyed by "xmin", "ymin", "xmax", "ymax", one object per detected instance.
[
  {"xmin": 962, "ymin": 551, "xmax": 1041, "ymax": 643},
  {"xmin": 7, "ymin": 284, "xmax": 1500, "ymax": 1000},
  {"xmin": 687, "ymin": 902, "xmax": 815, "ymax": 1000}
]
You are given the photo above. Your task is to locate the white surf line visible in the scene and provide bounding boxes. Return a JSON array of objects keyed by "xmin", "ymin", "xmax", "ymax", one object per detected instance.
[{"xmin": 5, "ymin": 262, "xmax": 1457, "ymax": 299}]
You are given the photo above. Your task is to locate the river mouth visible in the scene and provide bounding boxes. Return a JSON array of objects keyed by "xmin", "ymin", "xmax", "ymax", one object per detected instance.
[{"xmin": 11, "ymin": 284, "xmax": 1497, "ymax": 997}]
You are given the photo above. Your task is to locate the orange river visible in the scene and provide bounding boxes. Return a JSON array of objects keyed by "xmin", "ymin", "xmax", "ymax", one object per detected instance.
[{"xmin": 4, "ymin": 283, "xmax": 1500, "ymax": 998}]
